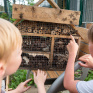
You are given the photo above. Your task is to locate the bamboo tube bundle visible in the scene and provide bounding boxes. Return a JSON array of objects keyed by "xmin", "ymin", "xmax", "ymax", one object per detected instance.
[
  {"xmin": 39, "ymin": 30, "xmax": 43, "ymax": 34},
  {"xmin": 28, "ymin": 55, "xmax": 35, "ymax": 67},
  {"xmin": 28, "ymin": 27, "xmax": 32, "ymax": 33},
  {"xmin": 51, "ymin": 30, "xmax": 56, "ymax": 35},
  {"xmin": 33, "ymin": 30, "xmax": 38, "ymax": 33},
  {"xmin": 55, "ymin": 31, "xmax": 59, "ymax": 35},
  {"xmin": 33, "ymin": 55, "xmax": 49, "ymax": 69}
]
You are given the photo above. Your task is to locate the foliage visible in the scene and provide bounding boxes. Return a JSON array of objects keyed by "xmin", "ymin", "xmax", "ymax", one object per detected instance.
[
  {"xmin": 26, "ymin": 0, "xmax": 35, "ymax": 6},
  {"xmin": 0, "ymin": 12, "xmax": 16, "ymax": 23},
  {"xmin": 9, "ymin": 70, "xmax": 27, "ymax": 89},
  {"xmin": 9, "ymin": 18, "xmax": 16, "ymax": 23},
  {"xmin": 0, "ymin": 13, "xmax": 9, "ymax": 20},
  {"xmin": 85, "ymin": 70, "xmax": 93, "ymax": 81},
  {"xmin": 74, "ymin": 69, "xmax": 82, "ymax": 78},
  {"xmin": 9, "ymin": 69, "xmax": 35, "ymax": 89},
  {"xmin": 75, "ymin": 69, "xmax": 93, "ymax": 81}
]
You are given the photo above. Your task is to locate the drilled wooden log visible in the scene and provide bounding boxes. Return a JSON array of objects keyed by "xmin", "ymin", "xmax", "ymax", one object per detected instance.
[{"xmin": 51, "ymin": 30, "xmax": 56, "ymax": 35}]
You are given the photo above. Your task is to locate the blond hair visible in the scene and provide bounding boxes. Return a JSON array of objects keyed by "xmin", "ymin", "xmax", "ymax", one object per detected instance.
[{"xmin": 0, "ymin": 18, "xmax": 22, "ymax": 60}]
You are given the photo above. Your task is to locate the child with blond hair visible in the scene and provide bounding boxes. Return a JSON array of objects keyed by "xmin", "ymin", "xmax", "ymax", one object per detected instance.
[{"xmin": 0, "ymin": 18, "xmax": 47, "ymax": 93}]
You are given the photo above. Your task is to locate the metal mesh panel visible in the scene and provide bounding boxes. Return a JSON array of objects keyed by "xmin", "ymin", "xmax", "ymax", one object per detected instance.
[
  {"xmin": 83, "ymin": 0, "xmax": 93, "ymax": 23},
  {"xmin": 16, "ymin": 20, "xmax": 79, "ymax": 70}
]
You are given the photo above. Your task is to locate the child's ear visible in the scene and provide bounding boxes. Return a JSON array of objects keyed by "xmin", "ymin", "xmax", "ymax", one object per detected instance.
[{"xmin": 0, "ymin": 62, "xmax": 6, "ymax": 77}]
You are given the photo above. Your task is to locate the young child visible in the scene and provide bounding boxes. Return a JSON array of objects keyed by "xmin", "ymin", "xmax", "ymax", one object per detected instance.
[
  {"xmin": 64, "ymin": 25, "xmax": 93, "ymax": 93},
  {"xmin": 0, "ymin": 18, "xmax": 47, "ymax": 93}
]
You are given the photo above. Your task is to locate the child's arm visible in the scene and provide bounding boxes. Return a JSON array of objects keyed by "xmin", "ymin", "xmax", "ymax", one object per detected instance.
[
  {"xmin": 64, "ymin": 35, "xmax": 79, "ymax": 93},
  {"xmin": 79, "ymin": 54, "xmax": 93, "ymax": 68},
  {"xmin": 34, "ymin": 69, "xmax": 47, "ymax": 93},
  {"xmin": 6, "ymin": 79, "xmax": 31, "ymax": 93}
]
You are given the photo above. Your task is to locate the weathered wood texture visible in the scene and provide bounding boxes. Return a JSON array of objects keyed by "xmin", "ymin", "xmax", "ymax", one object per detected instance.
[
  {"xmin": 12, "ymin": 4, "xmax": 80, "ymax": 25},
  {"xmin": 86, "ymin": 23, "xmax": 93, "ymax": 29},
  {"xmin": 78, "ymin": 40, "xmax": 89, "ymax": 57},
  {"xmin": 32, "ymin": 70, "xmax": 64, "ymax": 79},
  {"xmin": 76, "ymin": 27, "xmax": 89, "ymax": 43},
  {"xmin": 13, "ymin": 19, "xmax": 21, "ymax": 25},
  {"xmin": 79, "ymin": 42, "xmax": 89, "ymax": 54}
]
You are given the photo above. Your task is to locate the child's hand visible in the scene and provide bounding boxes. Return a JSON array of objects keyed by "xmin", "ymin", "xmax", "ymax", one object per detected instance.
[
  {"xmin": 78, "ymin": 54, "xmax": 93, "ymax": 68},
  {"xmin": 15, "ymin": 79, "xmax": 31, "ymax": 93},
  {"xmin": 34, "ymin": 69, "xmax": 47, "ymax": 87},
  {"xmin": 67, "ymin": 35, "xmax": 79, "ymax": 55}
]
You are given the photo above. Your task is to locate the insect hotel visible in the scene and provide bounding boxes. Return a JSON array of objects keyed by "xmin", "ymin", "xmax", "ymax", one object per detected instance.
[{"xmin": 12, "ymin": 0, "xmax": 89, "ymax": 79}]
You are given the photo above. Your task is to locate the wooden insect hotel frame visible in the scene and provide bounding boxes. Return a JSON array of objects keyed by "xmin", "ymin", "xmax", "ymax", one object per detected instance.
[{"xmin": 12, "ymin": 0, "xmax": 82, "ymax": 71}]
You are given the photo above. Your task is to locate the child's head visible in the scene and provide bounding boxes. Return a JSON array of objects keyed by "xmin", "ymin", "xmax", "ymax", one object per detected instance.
[
  {"xmin": 0, "ymin": 18, "xmax": 22, "ymax": 78},
  {"xmin": 88, "ymin": 25, "xmax": 93, "ymax": 57}
]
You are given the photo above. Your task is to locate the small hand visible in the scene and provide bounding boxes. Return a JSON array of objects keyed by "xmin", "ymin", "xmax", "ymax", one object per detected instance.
[
  {"xmin": 67, "ymin": 35, "xmax": 78, "ymax": 55},
  {"xmin": 15, "ymin": 79, "xmax": 32, "ymax": 93},
  {"xmin": 34, "ymin": 69, "xmax": 47, "ymax": 87},
  {"xmin": 78, "ymin": 54, "xmax": 93, "ymax": 68}
]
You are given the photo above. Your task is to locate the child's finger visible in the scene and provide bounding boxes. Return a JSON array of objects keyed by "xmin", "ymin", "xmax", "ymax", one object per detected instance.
[
  {"xmin": 24, "ymin": 79, "xmax": 32, "ymax": 85},
  {"xmin": 37, "ymin": 69, "xmax": 40, "ymax": 74},
  {"xmin": 41, "ymin": 70, "xmax": 43, "ymax": 74},
  {"xmin": 34, "ymin": 72, "xmax": 36, "ymax": 77},
  {"xmin": 70, "ymin": 35, "xmax": 75, "ymax": 42},
  {"xmin": 42, "ymin": 71, "xmax": 44, "ymax": 74},
  {"xmin": 25, "ymin": 86, "xmax": 31, "ymax": 91},
  {"xmin": 45, "ymin": 73, "xmax": 47, "ymax": 77},
  {"xmin": 78, "ymin": 62, "xmax": 88, "ymax": 68},
  {"xmin": 79, "ymin": 58, "xmax": 88, "ymax": 63}
]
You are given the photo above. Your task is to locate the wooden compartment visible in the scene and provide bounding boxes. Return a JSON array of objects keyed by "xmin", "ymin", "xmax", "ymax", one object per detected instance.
[{"xmin": 16, "ymin": 20, "xmax": 81, "ymax": 70}]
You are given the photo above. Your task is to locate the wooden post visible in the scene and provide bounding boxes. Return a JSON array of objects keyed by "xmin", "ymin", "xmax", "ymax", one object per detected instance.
[
  {"xmin": 34, "ymin": 0, "xmax": 44, "ymax": 6},
  {"xmin": 77, "ymin": 37, "xmax": 81, "ymax": 59},
  {"xmin": 63, "ymin": 0, "xmax": 65, "ymax": 9},
  {"xmin": 13, "ymin": 19, "xmax": 21, "ymax": 25},
  {"xmin": 47, "ymin": 0, "xmax": 60, "ymax": 9},
  {"xmin": 50, "ymin": 37, "xmax": 55, "ymax": 63},
  {"xmin": 6, "ymin": 76, "xmax": 9, "ymax": 92}
]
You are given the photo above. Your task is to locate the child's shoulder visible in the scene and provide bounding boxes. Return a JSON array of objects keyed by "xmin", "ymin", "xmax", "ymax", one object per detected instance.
[{"xmin": 1, "ymin": 89, "xmax": 5, "ymax": 93}]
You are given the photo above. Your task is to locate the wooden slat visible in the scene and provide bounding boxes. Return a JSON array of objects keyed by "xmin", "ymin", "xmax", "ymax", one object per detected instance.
[
  {"xmin": 78, "ymin": 51, "xmax": 86, "ymax": 57},
  {"xmin": 80, "ymin": 42, "xmax": 89, "ymax": 54},
  {"xmin": 56, "ymin": 71, "xmax": 64, "ymax": 76},
  {"xmin": 47, "ymin": 0, "xmax": 60, "ymax": 9},
  {"xmin": 12, "ymin": 4, "xmax": 80, "ymax": 25},
  {"xmin": 21, "ymin": 33, "xmax": 80, "ymax": 39},
  {"xmin": 50, "ymin": 37, "xmax": 55, "ymax": 63},
  {"xmin": 46, "ymin": 71, "xmax": 51, "ymax": 79},
  {"xmin": 32, "ymin": 70, "xmax": 64, "ymax": 79},
  {"xmin": 75, "ymin": 27, "xmax": 89, "ymax": 43},
  {"xmin": 47, "ymin": 71, "xmax": 59, "ymax": 78},
  {"xmin": 22, "ymin": 50, "xmax": 50, "ymax": 59},
  {"xmin": 34, "ymin": 0, "xmax": 44, "ymax": 6},
  {"xmin": 86, "ymin": 23, "xmax": 93, "ymax": 29},
  {"xmin": 32, "ymin": 70, "xmax": 50, "ymax": 79},
  {"xmin": 13, "ymin": 19, "xmax": 21, "ymax": 25},
  {"xmin": 6, "ymin": 76, "xmax": 9, "ymax": 92},
  {"xmin": 77, "ymin": 37, "xmax": 81, "ymax": 58}
]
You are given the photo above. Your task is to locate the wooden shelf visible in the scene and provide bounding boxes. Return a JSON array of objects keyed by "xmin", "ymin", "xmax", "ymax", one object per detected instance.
[
  {"xmin": 21, "ymin": 33, "xmax": 79, "ymax": 39},
  {"xmin": 22, "ymin": 50, "xmax": 50, "ymax": 58},
  {"xmin": 23, "ymin": 50, "xmax": 50, "ymax": 54}
]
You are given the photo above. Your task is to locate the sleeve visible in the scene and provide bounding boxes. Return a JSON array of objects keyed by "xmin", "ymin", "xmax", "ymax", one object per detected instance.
[
  {"xmin": 1, "ymin": 89, "xmax": 6, "ymax": 93},
  {"xmin": 76, "ymin": 80, "xmax": 93, "ymax": 93}
]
